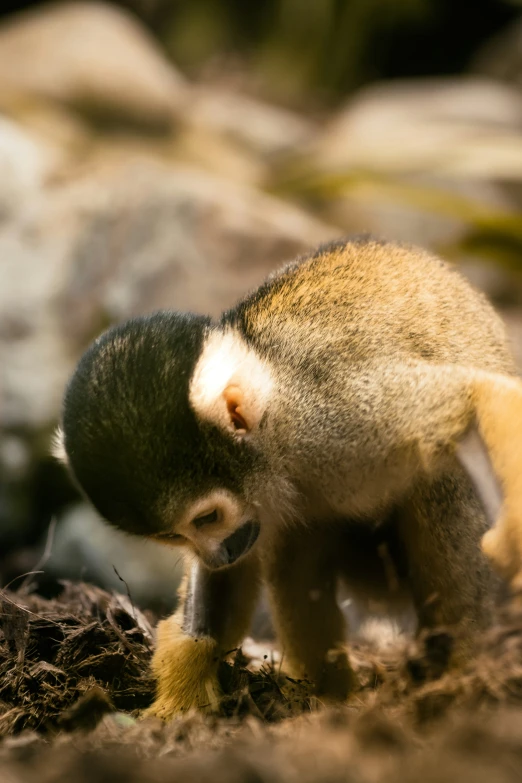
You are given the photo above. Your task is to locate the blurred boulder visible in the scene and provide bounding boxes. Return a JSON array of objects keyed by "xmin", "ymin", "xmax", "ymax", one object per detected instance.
[
  {"xmin": 0, "ymin": 1, "xmax": 187, "ymax": 131},
  {"xmin": 306, "ymin": 78, "xmax": 522, "ymax": 246},
  {"xmin": 0, "ymin": 115, "xmax": 51, "ymax": 219},
  {"xmin": 185, "ymin": 86, "xmax": 317, "ymax": 159},
  {"xmin": 316, "ymin": 78, "xmax": 522, "ymax": 175},
  {"xmin": 501, "ymin": 310, "xmax": 522, "ymax": 370},
  {"xmin": 170, "ymin": 125, "xmax": 267, "ymax": 188},
  {"xmin": 171, "ymin": 88, "xmax": 318, "ymax": 188},
  {"xmin": 46, "ymin": 504, "xmax": 183, "ymax": 613}
]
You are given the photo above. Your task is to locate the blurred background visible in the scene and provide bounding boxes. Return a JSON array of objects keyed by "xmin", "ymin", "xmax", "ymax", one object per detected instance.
[{"xmin": 2, "ymin": 0, "xmax": 522, "ymax": 614}]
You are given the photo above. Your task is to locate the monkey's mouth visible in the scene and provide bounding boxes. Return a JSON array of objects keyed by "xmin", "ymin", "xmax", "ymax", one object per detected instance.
[{"xmin": 209, "ymin": 520, "xmax": 260, "ymax": 568}]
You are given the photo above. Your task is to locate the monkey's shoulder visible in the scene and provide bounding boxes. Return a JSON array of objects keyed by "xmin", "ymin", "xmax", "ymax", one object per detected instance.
[
  {"xmin": 226, "ymin": 238, "xmax": 467, "ymax": 323},
  {"xmin": 222, "ymin": 238, "xmax": 507, "ymax": 369}
]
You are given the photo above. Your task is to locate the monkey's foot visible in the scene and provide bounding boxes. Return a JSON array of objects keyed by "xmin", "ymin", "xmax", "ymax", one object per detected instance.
[
  {"xmin": 316, "ymin": 648, "xmax": 358, "ymax": 701},
  {"xmin": 286, "ymin": 647, "xmax": 357, "ymax": 704},
  {"xmin": 144, "ymin": 617, "xmax": 221, "ymax": 721}
]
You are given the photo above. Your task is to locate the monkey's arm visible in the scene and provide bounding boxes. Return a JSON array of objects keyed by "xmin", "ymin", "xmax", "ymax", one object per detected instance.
[
  {"xmin": 146, "ymin": 552, "xmax": 261, "ymax": 720},
  {"xmin": 468, "ymin": 373, "xmax": 522, "ymax": 591}
]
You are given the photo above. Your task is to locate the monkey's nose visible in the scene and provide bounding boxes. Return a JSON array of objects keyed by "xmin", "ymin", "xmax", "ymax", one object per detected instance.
[{"xmin": 222, "ymin": 520, "xmax": 260, "ymax": 565}]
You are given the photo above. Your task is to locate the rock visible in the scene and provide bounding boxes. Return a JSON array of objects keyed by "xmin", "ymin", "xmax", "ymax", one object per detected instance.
[
  {"xmin": 185, "ymin": 86, "xmax": 317, "ymax": 159},
  {"xmin": 501, "ymin": 309, "xmax": 522, "ymax": 370},
  {"xmin": 308, "ymin": 78, "xmax": 522, "ymax": 245},
  {"xmin": 0, "ymin": 2, "xmax": 187, "ymax": 131},
  {"xmin": 458, "ymin": 261, "xmax": 522, "ymax": 306},
  {"xmin": 171, "ymin": 88, "xmax": 318, "ymax": 188},
  {"xmin": 46, "ymin": 504, "xmax": 184, "ymax": 611},
  {"xmin": 0, "ymin": 115, "xmax": 50, "ymax": 220},
  {"xmin": 170, "ymin": 124, "xmax": 267, "ymax": 187},
  {"xmin": 315, "ymin": 78, "xmax": 522, "ymax": 177}
]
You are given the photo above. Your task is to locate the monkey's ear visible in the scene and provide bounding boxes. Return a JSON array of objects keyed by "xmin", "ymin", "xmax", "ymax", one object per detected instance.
[
  {"xmin": 189, "ymin": 331, "xmax": 273, "ymax": 435},
  {"xmin": 223, "ymin": 385, "xmax": 249, "ymax": 434}
]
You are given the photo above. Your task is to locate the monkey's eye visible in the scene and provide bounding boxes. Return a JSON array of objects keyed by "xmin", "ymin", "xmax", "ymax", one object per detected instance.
[{"xmin": 193, "ymin": 509, "xmax": 219, "ymax": 529}]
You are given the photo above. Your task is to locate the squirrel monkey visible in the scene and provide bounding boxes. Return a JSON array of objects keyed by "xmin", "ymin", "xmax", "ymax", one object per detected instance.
[{"xmin": 55, "ymin": 238, "xmax": 522, "ymax": 719}]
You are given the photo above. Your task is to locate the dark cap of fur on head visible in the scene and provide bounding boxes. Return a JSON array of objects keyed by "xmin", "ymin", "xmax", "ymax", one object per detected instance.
[{"xmin": 62, "ymin": 312, "xmax": 260, "ymax": 536}]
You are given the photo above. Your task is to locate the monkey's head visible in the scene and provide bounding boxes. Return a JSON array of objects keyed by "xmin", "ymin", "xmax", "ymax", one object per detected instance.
[{"xmin": 57, "ymin": 312, "xmax": 276, "ymax": 569}]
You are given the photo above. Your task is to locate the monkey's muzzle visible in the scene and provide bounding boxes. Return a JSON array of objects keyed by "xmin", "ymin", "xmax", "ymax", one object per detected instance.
[{"xmin": 212, "ymin": 520, "xmax": 260, "ymax": 568}]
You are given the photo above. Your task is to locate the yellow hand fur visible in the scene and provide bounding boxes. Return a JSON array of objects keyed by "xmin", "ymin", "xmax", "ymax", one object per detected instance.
[{"xmin": 145, "ymin": 615, "xmax": 221, "ymax": 720}]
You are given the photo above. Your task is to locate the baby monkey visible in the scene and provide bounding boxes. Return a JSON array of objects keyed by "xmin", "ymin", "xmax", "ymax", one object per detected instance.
[{"xmin": 56, "ymin": 237, "xmax": 522, "ymax": 719}]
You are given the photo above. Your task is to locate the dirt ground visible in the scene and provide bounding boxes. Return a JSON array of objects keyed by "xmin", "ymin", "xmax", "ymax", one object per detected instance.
[{"xmin": 1, "ymin": 583, "xmax": 522, "ymax": 782}]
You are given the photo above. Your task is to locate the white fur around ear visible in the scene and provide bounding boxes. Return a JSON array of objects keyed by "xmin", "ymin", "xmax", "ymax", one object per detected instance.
[
  {"xmin": 189, "ymin": 330, "xmax": 273, "ymax": 433},
  {"xmin": 51, "ymin": 426, "xmax": 68, "ymax": 465}
]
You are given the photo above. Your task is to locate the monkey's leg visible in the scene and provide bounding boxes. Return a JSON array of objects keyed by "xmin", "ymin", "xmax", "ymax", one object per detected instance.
[
  {"xmin": 264, "ymin": 526, "xmax": 355, "ymax": 701},
  {"xmin": 146, "ymin": 552, "xmax": 261, "ymax": 720},
  {"xmin": 396, "ymin": 464, "xmax": 494, "ymax": 660}
]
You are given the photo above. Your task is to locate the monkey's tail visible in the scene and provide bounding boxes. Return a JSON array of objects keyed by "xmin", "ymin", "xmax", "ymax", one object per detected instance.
[{"xmin": 471, "ymin": 372, "xmax": 522, "ymax": 590}]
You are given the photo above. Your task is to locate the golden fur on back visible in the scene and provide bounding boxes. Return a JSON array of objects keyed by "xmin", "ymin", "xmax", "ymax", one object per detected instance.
[{"xmin": 232, "ymin": 239, "xmax": 514, "ymax": 374}]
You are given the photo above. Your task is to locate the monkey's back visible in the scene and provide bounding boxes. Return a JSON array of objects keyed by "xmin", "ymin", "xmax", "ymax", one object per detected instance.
[{"xmin": 226, "ymin": 238, "xmax": 515, "ymax": 376}]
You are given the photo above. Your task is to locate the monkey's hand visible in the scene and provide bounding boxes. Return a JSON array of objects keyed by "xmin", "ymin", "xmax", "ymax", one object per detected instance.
[
  {"xmin": 482, "ymin": 511, "xmax": 522, "ymax": 596},
  {"xmin": 144, "ymin": 616, "xmax": 221, "ymax": 720},
  {"xmin": 470, "ymin": 372, "xmax": 522, "ymax": 597}
]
